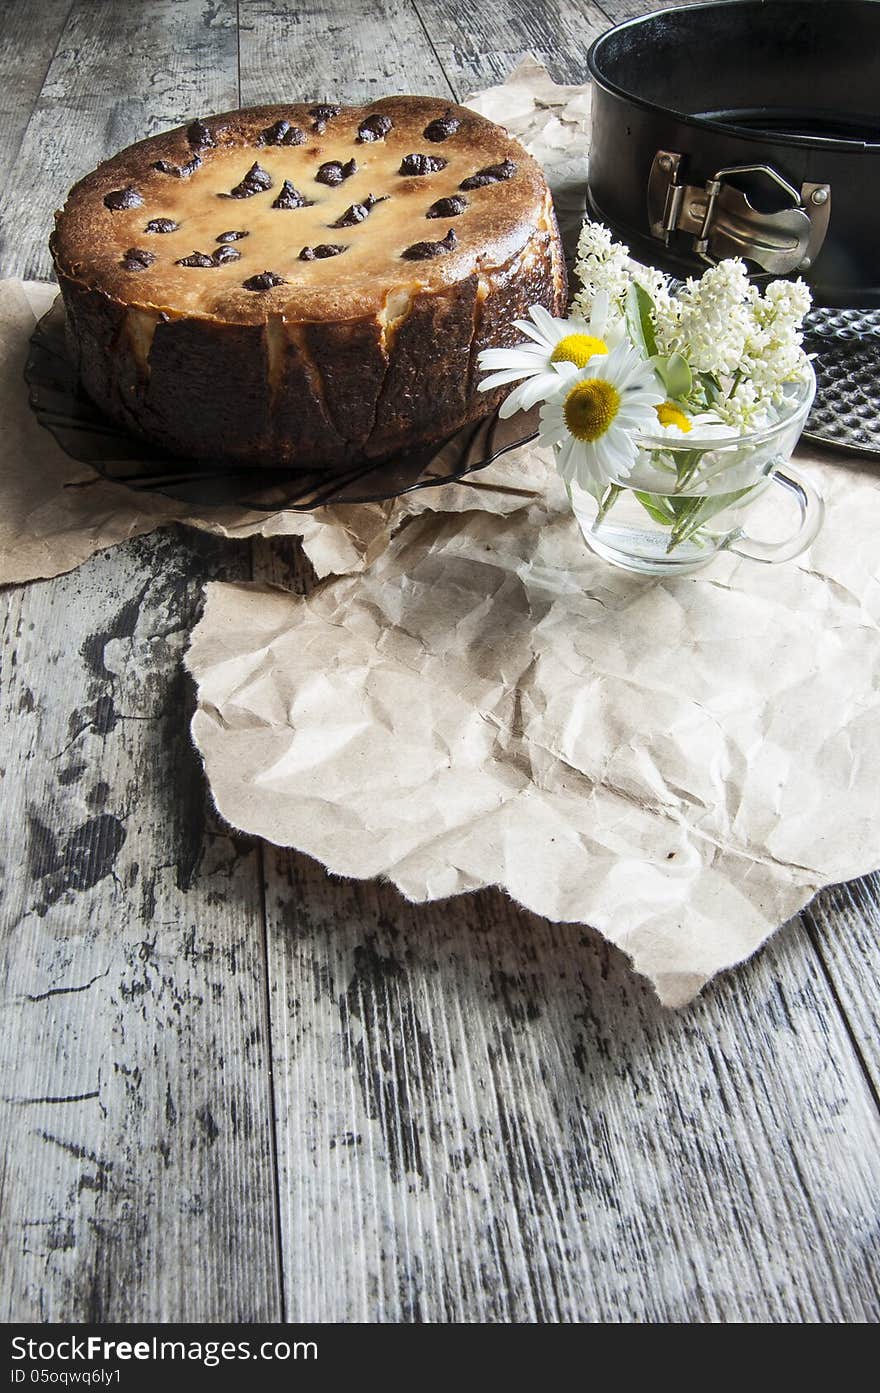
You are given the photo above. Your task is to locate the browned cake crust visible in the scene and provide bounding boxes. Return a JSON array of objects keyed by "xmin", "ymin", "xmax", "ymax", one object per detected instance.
[{"xmin": 51, "ymin": 97, "xmax": 567, "ymax": 469}]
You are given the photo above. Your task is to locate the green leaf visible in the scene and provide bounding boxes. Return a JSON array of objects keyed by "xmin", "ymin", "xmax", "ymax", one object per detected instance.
[
  {"xmin": 648, "ymin": 352, "xmax": 694, "ymax": 403},
  {"xmin": 667, "ymin": 486, "xmax": 757, "ymax": 550},
  {"xmin": 663, "ymin": 352, "xmax": 692, "ymax": 400},
  {"xmin": 699, "ymin": 373, "xmax": 721, "ymax": 405},
  {"xmin": 625, "ymin": 282, "xmax": 658, "ymax": 359},
  {"xmin": 672, "ymin": 447, "xmax": 708, "ymax": 494},
  {"xmin": 633, "ymin": 490, "xmax": 677, "ymax": 526}
]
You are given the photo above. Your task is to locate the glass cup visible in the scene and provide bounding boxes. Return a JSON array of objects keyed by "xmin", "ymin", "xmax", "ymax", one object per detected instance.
[{"xmin": 568, "ymin": 366, "xmax": 822, "ymax": 576}]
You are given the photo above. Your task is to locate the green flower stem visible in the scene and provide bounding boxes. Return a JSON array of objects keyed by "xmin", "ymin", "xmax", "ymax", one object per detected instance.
[
  {"xmin": 630, "ymin": 481, "xmax": 758, "ymax": 553},
  {"xmin": 596, "ymin": 483, "xmax": 623, "ymax": 524},
  {"xmin": 672, "ymin": 448, "xmax": 707, "ymax": 494}
]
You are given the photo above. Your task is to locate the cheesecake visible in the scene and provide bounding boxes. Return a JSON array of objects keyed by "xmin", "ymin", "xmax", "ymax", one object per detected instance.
[{"xmin": 51, "ymin": 97, "xmax": 567, "ymax": 469}]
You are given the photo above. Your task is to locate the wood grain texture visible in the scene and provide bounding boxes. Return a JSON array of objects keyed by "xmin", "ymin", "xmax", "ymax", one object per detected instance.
[
  {"xmin": 0, "ymin": 0, "xmax": 74, "ymax": 191},
  {"xmin": 0, "ymin": 0, "xmax": 282, "ymax": 1323},
  {"xmin": 597, "ymin": 0, "xmax": 684, "ymax": 20},
  {"xmin": 803, "ymin": 876, "xmax": 880, "ymax": 1100},
  {"xmin": 1, "ymin": 0, "xmax": 878, "ymax": 1325},
  {"xmin": 260, "ymin": 844, "xmax": 880, "ymax": 1322},
  {"xmin": 0, "ymin": 530, "xmax": 282, "ymax": 1321},
  {"xmin": 239, "ymin": 0, "xmax": 454, "ymax": 104},
  {"xmin": 411, "ymin": 0, "xmax": 610, "ymax": 90}
]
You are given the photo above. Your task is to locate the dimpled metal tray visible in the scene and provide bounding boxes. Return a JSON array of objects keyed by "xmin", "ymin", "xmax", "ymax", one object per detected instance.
[{"xmin": 803, "ymin": 307, "xmax": 880, "ymax": 457}]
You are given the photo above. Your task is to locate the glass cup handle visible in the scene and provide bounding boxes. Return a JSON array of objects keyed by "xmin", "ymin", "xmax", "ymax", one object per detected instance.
[{"xmin": 726, "ymin": 463, "xmax": 824, "ymax": 564}]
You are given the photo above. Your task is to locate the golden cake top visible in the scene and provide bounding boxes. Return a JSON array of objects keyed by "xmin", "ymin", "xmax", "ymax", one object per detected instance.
[{"xmin": 51, "ymin": 97, "xmax": 552, "ymax": 325}]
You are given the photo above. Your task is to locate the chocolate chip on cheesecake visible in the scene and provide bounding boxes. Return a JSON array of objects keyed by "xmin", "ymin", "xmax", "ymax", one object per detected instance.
[
  {"xmin": 272, "ymin": 180, "xmax": 314, "ymax": 210},
  {"xmin": 423, "ymin": 112, "xmax": 461, "ymax": 142},
  {"xmin": 242, "ymin": 270, "xmax": 287, "ymax": 291},
  {"xmin": 426, "ymin": 195, "xmax": 467, "ymax": 219},
  {"xmin": 402, "ymin": 228, "xmax": 457, "ymax": 259},
  {"xmin": 152, "ymin": 155, "xmax": 202, "ymax": 178},
  {"xmin": 104, "ymin": 186, "xmax": 144, "ymax": 211},
  {"xmin": 399, "ymin": 153, "xmax": 447, "ymax": 176},
  {"xmin": 309, "ymin": 103, "xmax": 341, "ymax": 134},
  {"xmin": 258, "ymin": 119, "xmax": 306, "ymax": 147},
  {"xmin": 315, "ymin": 158, "xmax": 357, "ymax": 186},
  {"xmin": 460, "ymin": 159, "xmax": 517, "ymax": 189},
  {"xmin": 121, "ymin": 247, "xmax": 156, "ymax": 271},
  {"xmin": 299, "ymin": 244, "xmax": 348, "ymax": 260},
  {"xmin": 331, "ymin": 193, "xmax": 387, "ymax": 227},
  {"xmin": 187, "ymin": 118, "xmax": 215, "ymax": 149},
  {"xmin": 228, "ymin": 162, "xmax": 273, "ymax": 198},
  {"xmin": 177, "ymin": 246, "xmax": 242, "ymax": 267},
  {"xmin": 357, "ymin": 113, "xmax": 393, "ymax": 142}
]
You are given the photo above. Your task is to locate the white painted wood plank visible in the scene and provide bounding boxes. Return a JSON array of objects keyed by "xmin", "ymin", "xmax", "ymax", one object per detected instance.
[
  {"xmin": 239, "ymin": 0, "xmax": 455, "ymax": 105},
  {"xmin": 411, "ymin": 0, "xmax": 611, "ymax": 90},
  {"xmin": 0, "ymin": 0, "xmax": 72, "ymax": 200},
  {"xmin": 0, "ymin": 0, "xmax": 284, "ymax": 1322},
  {"xmin": 0, "ymin": 530, "xmax": 282, "ymax": 1321},
  {"xmin": 803, "ymin": 877, "xmax": 880, "ymax": 1099},
  {"xmin": 260, "ymin": 845, "xmax": 880, "ymax": 1322}
]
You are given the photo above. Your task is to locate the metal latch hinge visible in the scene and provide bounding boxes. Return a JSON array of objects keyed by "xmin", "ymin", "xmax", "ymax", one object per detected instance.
[{"xmin": 647, "ymin": 151, "xmax": 831, "ymax": 276}]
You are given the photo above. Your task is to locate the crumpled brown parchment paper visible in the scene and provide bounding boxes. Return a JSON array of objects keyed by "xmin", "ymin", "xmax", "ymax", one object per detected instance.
[{"xmin": 184, "ymin": 446, "xmax": 880, "ymax": 1006}]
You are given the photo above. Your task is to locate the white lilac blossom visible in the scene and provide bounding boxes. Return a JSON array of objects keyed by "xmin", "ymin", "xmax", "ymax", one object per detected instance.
[
  {"xmin": 572, "ymin": 220, "xmax": 673, "ymax": 328},
  {"xmin": 653, "ymin": 258, "xmax": 756, "ymax": 376},
  {"xmin": 737, "ymin": 277, "xmax": 813, "ymax": 409},
  {"xmin": 476, "ymin": 298, "xmax": 622, "ymax": 418}
]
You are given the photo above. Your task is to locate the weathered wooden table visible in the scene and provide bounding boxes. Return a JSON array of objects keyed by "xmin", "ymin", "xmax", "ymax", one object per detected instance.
[{"xmin": 1, "ymin": 0, "xmax": 878, "ymax": 1324}]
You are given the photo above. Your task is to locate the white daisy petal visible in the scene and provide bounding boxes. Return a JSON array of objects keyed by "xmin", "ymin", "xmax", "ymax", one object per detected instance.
[
  {"xmin": 497, "ymin": 382, "xmax": 536, "ymax": 418},
  {"xmin": 511, "ymin": 371, "xmax": 562, "ymax": 412},
  {"xmin": 510, "ymin": 320, "xmax": 555, "ymax": 347},
  {"xmin": 594, "ymin": 435, "xmax": 616, "ymax": 474},
  {"xmin": 478, "ymin": 345, "xmax": 547, "ymax": 370},
  {"xmin": 551, "ymin": 360, "xmax": 581, "ymax": 384},
  {"xmin": 538, "ymin": 410, "xmax": 567, "ymax": 447},
  {"xmin": 556, "ymin": 436, "xmax": 576, "ymax": 476},
  {"xmin": 478, "ymin": 368, "xmax": 540, "ymax": 392},
  {"xmin": 529, "ymin": 304, "xmax": 559, "ymax": 339}
]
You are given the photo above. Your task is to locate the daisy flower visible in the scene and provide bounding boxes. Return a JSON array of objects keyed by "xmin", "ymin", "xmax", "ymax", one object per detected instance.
[
  {"xmin": 650, "ymin": 402, "xmax": 736, "ymax": 440},
  {"xmin": 539, "ymin": 342, "xmax": 664, "ymax": 496},
  {"xmin": 477, "ymin": 295, "xmax": 622, "ymax": 419}
]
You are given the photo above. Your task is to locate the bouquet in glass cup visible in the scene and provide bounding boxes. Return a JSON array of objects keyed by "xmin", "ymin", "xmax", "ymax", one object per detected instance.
[{"xmin": 477, "ymin": 223, "xmax": 822, "ymax": 575}]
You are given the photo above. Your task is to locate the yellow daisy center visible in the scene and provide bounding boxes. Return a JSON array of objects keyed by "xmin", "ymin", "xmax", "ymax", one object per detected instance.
[
  {"xmin": 655, "ymin": 401, "xmax": 692, "ymax": 432},
  {"xmin": 563, "ymin": 379, "xmax": 621, "ymax": 442},
  {"xmin": 550, "ymin": 333, "xmax": 608, "ymax": 369}
]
